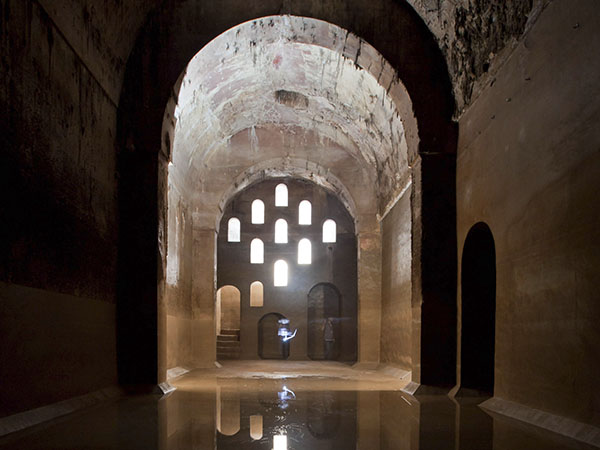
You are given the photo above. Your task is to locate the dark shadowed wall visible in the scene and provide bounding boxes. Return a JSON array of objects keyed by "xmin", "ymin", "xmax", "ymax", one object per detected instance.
[{"xmin": 457, "ymin": 0, "xmax": 600, "ymax": 425}]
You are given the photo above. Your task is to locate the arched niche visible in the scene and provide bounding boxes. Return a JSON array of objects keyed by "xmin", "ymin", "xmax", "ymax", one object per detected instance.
[
  {"xmin": 460, "ymin": 222, "xmax": 496, "ymax": 394},
  {"xmin": 307, "ymin": 283, "xmax": 342, "ymax": 360},
  {"xmin": 216, "ymin": 285, "xmax": 241, "ymax": 335}
]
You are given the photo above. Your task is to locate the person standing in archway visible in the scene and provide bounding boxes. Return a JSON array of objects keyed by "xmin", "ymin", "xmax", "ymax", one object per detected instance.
[{"xmin": 324, "ymin": 317, "xmax": 335, "ymax": 360}]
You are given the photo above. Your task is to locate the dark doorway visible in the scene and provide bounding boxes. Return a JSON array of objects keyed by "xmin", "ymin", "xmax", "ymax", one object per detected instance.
[
  {"xmin": 307, "ymin": 283, "xmax": 341, "ymax": 360},
  {"xmin": 460, "ymin": 222, "xmax": 496, "ymax": 394},
  {"xmin": 258, "ymin": 313, "xmax": 288, "ymax": 359}
]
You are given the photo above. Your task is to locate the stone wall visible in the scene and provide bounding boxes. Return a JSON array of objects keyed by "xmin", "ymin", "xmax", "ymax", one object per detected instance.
[
  {"xmin": 407, "ymin": 0, "xmax": 539, "ymax": 113},
  {"xmin": 380, "ymin": 190, "xmax": 412, "ymax": 370},
  {"xmin": 217, "ymin": 178, "xmax": 358, "ymax": 361},
  {"xmin": 0, "ymin": 1, "xmax": 120, "ymax": 417},
  {"xmin": 456, "ymin": 0, "xmax": 600, "ymax": 426}
]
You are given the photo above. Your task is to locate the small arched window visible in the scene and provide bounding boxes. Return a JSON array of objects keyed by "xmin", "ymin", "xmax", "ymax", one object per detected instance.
[
  {"xmin": 298, "ymin": 238, "xmax": 311, "ymax": 264},
  {"xmin": 228, "ymin": 217, "xmax": 241, "ymax": 242},
  {"xmin": 250, "ymin": 415, "xmax": 263, "ymax": 440},
  {"xmin": 275, "ymin": 184, "xmax": 288, "ymax": 207},
  {"xmin": 298, "ymin": 200, "xmax": 311, "ymax": 225},
  {"xmin": 274, "ymin": 260, "xmax": 288, "ymax": 287},
  {"xmin": 250, "ymin": 238, "xmax": 264, "ymax": 264},
  {"xmin": 274, "ymin": 219, "xmax": 288, "ymax": 243},
  {"xmin": 322, "ymin": 219, "xmax": 336, "ymax": 243},
  {"xmin": 252, "ymin": 199, "xmax": 265, "ymax": 224},
  {"xmin": 250, "ymin": 281, "xmax": 264, "ymax": 307}
]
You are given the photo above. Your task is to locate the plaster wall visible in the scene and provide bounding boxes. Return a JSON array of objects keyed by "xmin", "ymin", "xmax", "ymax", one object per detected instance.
[
  {"xmin": 0, "ymin": 1, "xmax": 119, "ymax": 416},
  {"xmin": 380, "ymin": 189, "xmax": 412, "ymax": 370},
  {"xmin": 457, "ymin": 0, "xmax": 600, "ymax": 426},
  {"xmin": 164, "ymin": 180, "xmax": 195, "ymax": 371}
]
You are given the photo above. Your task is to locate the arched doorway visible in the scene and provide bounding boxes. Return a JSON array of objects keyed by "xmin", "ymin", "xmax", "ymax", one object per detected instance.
[
  {"xmin": 460, "ymin": 222, "xmax": 496, "ymax": 394},
  {"xmin": 216, "ymin": 286, "xmax": 241, "ymax": 360},
  {"xmin": 307, "ymin": 283, "xmax": 341, "ymax": 360},
  {"xmin": 258, "ymin": 313, "xmax": 288, "ymax": 360}
]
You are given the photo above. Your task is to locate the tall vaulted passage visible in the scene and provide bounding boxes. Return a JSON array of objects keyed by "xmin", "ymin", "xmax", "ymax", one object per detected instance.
[
  {"xmin": 118, "ymin": 5, "xmax": 457, "ymax": 390},
  {"xmin": 3, "ymin": 0, "xmax": 600, "ymax": 446}
]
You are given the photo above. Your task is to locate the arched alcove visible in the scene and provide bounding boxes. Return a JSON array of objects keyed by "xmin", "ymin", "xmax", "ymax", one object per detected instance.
[
  {"xmin": 216, "ymin": 286, "xmax": 241, "ymax": 360},
  {"xmin": 307, "ymin": 283, "xmax": 342, "ymax": 360},
  {"xmin": 460, "ymin": 222, "xmax": 496, "ymax": 394},
  {"xmin": 216, "ymin": 285, "xmax": 241, "ymax": 334}
]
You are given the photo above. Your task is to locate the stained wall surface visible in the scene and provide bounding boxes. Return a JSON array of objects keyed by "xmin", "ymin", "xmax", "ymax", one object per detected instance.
[
  {"xmin": 457, "ymin": 0, "xmax": 600, "ymax": 426},
  {"xmin": 164, "ymin": 180, "xmax": 194, "ymax": 371},
  {"xmin": 380, "ymin": 190, "xmax": 412, "ymax": 370},
  {"xmin": 0, "ymin": 1, "xmax": 119, "ymax": 417},
  {"xmin": 217, "ymin": 179, "xmax": 358, "ymax": 361}
]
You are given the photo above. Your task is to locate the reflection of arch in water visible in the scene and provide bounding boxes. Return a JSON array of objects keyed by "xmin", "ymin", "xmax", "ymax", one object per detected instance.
[
  {"xmin": 307, "ymin": 391, "xmax": 341, "ymax": 439},
  {"xmin": 216, "ymin": 386, "xmax": 240, "ymax": 436},
  {"xmin": 258, "ymin": 312, "xmax": 288, "ymax": 359},
  {"xmin": 307, "ymin": 283, "xmax": 341, "ymax": 360}
]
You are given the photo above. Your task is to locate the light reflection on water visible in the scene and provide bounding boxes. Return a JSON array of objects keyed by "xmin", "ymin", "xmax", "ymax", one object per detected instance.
[
  {"xmin": 164, "ymin": 379, "xmax": 593, "ymax": 450},
  {"xmin": 0, "ymin": 378, "xmax": 595, "ymax": 450}
]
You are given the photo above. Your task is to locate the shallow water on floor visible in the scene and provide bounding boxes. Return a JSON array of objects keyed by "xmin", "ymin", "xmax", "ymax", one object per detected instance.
[{"xmin": 0, "ymin": 376, "xmax": 594, "ymax": 449}]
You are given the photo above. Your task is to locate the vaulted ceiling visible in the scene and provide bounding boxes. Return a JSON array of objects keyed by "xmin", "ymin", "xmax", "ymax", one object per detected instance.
[{"xmin": 167, "ymin": 17, "xmax": 415, "ymax": 227}]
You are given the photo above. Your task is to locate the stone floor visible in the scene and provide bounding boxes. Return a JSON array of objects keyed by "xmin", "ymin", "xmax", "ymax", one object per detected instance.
[{"xmin": 0, "ymin": 361, "xmax": 595, "ymax": 449}]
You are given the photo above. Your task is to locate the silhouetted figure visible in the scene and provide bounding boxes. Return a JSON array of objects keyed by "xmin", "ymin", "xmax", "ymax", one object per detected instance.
[{"xmin": 324, "ymin": 318, "xmax": 335, "ymax": 360}]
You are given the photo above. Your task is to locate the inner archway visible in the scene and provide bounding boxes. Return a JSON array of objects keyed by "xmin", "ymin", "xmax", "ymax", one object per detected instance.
[{"xmin": 460, "ymin": 222, "xmax": 496, "ymax": 394}]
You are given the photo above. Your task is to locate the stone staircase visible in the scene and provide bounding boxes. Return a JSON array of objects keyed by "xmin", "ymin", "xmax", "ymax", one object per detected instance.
[{"xmin": 217, "ymin": 329, "xmax": 241, "ymax": 360}]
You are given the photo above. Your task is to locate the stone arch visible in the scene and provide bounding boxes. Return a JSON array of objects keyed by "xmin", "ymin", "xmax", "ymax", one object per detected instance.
[
  {"xmin": 117, "ymin": 0, "xmax": 457, "ymax": 387},
  {"xmin": 215, "ymin": 158, "xmax": 360, "ymax": 230}
]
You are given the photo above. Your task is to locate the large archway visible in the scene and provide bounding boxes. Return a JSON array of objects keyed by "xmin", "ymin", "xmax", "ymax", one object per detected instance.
[{"xmin": 117, "ymin": 1, "xmax": 457, "ymax": 389}]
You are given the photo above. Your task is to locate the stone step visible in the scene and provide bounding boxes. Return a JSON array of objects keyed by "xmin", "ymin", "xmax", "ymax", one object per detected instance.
[
  {"xmin": 217, "ymin": 334, "xmax": 239, "ymax": 342},
  {"xmin": 217, "ymin": 348, "xmax": 241, "ymax": 358},
  {"xmin": 217, "ymin": 353, "xmax": 241, "ymax": 360},
  {"xmin": 220, "ymin": 329, "xmax": 240, "ymax": 336},
  {"xmin": 217, "ymin": 340, "xmax": 240, "ymax": 348},
  {"xmin": 217, "ymin": 348, "xmax": 241, "ymax": 355}
]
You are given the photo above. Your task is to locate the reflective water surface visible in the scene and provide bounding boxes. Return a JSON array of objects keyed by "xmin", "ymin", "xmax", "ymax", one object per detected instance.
[{"xmin": 0, "ymin": 369, "xmax": 594, "ymax": 450}]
